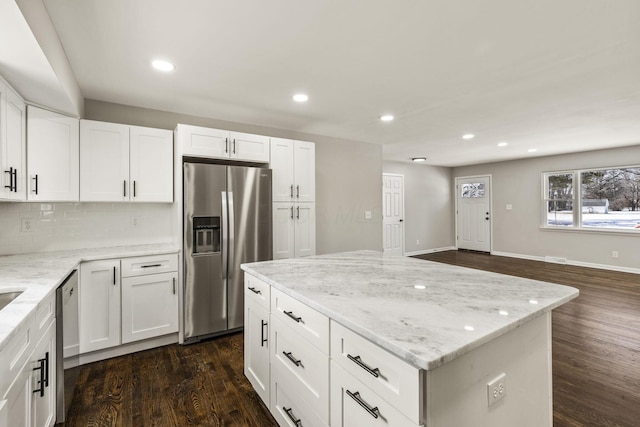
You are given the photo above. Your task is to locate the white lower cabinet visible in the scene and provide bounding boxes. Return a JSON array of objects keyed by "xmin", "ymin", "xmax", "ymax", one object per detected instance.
[
  {"xmin": 244, "ymin": 296, "xmax": 270, "ymax": 406},
  {"xmin": 121, "ymin": 271, "xmax": 178, "ymax": 344},
  {"xmin": 79, "ymin": 260, "xmax": 121, "ymax": 353},
  {"xmin": 2, "ymin": 317, "xmax": 56, "ymax": 427},
  {"xmin": 79, "ymin": 253, "xmax": 179, "ymax": 355},
  {"xmin": 331, "ymin": 361, "xmax": 417, "ymax": 427},
  {"xmin": 271, "ymin": 373, "xmax": 327, "ymax": 427},
  {"xmin": 273, "ymin": 202, "xmax": 316, "ymax": 259}
]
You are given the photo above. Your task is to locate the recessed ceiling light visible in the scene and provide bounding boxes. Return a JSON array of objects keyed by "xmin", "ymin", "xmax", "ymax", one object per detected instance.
[
  {"xmin": 380, "ymin": 114, "xmax": 394, "ymax": 122},
  {"xmin": 151, "ymin": 59, "xmax": 175, "ymax": 72},
  {"xmin": 411, "ymin": 157, "xmax": 427, "ymax": 162},
  {"xmin": 528, "ymin": 148, "xmax": 537, "ymax": 153},
  {"xmin": 497, "ymin": 142, "xmax": 508, "ymax": 147},
  {"xmin": 462, "ymin": 134, "xmax": 475, "ymax": 140},
  {"xmin": 293, "ymin": 93, "xmax": 309, "ymax": 103}
]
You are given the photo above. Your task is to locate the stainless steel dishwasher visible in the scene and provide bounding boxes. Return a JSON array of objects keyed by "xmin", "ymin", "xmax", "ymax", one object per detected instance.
[{"xmin": 55, "ymin": 269, "xmax": 78, "ymax": 424}]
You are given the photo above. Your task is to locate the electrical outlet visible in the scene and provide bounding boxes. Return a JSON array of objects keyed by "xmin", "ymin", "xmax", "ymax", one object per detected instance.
[
  {"xmin": 21, "ymin": 218, "xmax": 34, "ymax": 233},
  {"xmin": 612, "ymin": 251, "xmax": 619, "ymax": 258},
  {"xmin": 416, "ymin": 239, "xmax": 420, "ymax": 245},
  {"xmin": 487, "ymin": 373, "xmax": 507, "ymax": 406},
  {"xmin": 131, "ymin": 216, "xmax": 139, "ymax": 226}
]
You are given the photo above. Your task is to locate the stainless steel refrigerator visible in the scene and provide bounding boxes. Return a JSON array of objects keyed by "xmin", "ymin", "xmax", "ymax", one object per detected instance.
[{"xmin": 183, "ymin": 162, "xmax": 272, "ymax": 343}]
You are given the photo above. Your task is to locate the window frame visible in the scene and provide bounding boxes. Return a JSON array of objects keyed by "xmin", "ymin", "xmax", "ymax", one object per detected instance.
[{"xmin": 542, "ymin": 165, "xmax": 640, "ymax": 234}]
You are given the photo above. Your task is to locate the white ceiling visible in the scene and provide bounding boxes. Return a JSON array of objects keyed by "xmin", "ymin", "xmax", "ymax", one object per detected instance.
[{"xmin": 28, "ymin": 0, "xmax": 640, "ymax": 166}]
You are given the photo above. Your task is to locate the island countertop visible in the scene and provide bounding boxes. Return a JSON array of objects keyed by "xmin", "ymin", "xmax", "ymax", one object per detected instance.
[{"xmin": 241, "ymin": 250, "xmax": 579, "ymax": 370}]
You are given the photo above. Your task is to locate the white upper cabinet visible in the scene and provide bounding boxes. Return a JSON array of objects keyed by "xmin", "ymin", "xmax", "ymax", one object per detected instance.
[
  {"xmin": 80, "ymin": 120, "xmax": 173, "ymax": 202},
  {"xmin": 177, "ymin": 124, "xmax": 270, "ymax": 162},
  {"xmin": 80, "ymin": 120, "xmax": 129, "ymax": 201},
  {"xmin": 129, "ymin": 126, "xmax": 174, "ymax": 202},
  {"xmin": 27, "ymin": 106, "xmax": 79, "ymax": 202},
  {"xmin": 0, "ymin": 78, "xmax": 26, "ymax": 201},
  {"xmin": 270, "ymin": 138, "xmax": 315, "ymax": 202}
]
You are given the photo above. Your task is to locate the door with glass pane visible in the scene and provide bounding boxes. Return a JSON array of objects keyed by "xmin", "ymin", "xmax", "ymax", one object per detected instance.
[{"xmin": 456, "ymin": 176, "xmax": 491, "ymax": 252}]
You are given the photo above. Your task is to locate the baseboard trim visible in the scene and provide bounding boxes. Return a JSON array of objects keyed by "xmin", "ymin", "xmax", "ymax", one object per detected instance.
[
  {"xmin": 72, "ymin": 333, "xmax": 179, "ymax": 366},
  {"xmin": 491, "ymin": 251, "xmax": 640, "ymax": 275},
  {"xmin": 405, "ymin": 246, "xmax": 457, "ymax": 257}
]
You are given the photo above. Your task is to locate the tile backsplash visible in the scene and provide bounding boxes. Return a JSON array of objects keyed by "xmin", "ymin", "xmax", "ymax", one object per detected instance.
[{"xmin": 0, "ymin": 202, "xmax": 175, "ymax": 255}]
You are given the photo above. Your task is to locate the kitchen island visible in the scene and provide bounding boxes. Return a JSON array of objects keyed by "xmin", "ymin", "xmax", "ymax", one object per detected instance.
[{"xmin": 241, "ymin": 250, "xmax": 579, "ymax": 427}]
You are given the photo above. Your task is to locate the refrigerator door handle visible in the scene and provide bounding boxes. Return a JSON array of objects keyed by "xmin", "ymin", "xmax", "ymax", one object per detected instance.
[
  {"xmin": 221, "ymin": 191, "xmax": 228, "ymax": 280},
  {"xmin": 227, "ymin": 191, "xmax": 235, "ymax": 279}
]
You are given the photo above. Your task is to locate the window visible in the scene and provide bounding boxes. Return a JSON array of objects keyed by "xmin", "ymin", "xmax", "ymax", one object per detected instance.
[
  {"xmin": 461, "ymin": 182, "xmax": 485, "ymax": 198},
  {"xmin": 543, "ymin": 167, "xmax": 640, "ymax": 231}
]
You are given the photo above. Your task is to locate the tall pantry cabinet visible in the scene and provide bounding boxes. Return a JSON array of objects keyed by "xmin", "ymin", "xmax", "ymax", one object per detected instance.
[{"xmin": 270, "ymin": 138, "xmax": 316, "ymax": 259}]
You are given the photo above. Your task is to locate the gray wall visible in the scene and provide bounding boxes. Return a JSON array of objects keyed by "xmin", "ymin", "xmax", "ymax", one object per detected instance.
[
  {"xmin": 85, "ymin": 99, "xmax": 383, "ymax": 255},
  {"xmin": 453, "ymin": 144, "xmax": 640, "ymax": 271},
  {"xmin": 383, "ymin": 161, "xmax": 455, "ymax": 254}
]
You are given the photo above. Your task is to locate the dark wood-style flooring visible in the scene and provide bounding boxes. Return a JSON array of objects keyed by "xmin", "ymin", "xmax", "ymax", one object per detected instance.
[{"xmin": 61, "ymin": 251, "xmax": 639, "ymax": 426}]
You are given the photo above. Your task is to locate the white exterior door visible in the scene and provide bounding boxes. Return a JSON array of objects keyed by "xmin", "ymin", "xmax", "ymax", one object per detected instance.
[
  {"xmin": 456, "ymin": 175, "xmax": 491, "ymax": 252},
  {"xmin": 382, "ymin": 174, "xmax": 404, "ymax": 256}
]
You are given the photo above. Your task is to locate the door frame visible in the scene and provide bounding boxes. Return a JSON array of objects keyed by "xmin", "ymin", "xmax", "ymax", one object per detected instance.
[
  {"xmin": 454, "ymin": 174, "xmax": 493, "ymax": 253},
  {"xmin": 382, "ymin": 173, "xmax": 405, "ymax": 256}
]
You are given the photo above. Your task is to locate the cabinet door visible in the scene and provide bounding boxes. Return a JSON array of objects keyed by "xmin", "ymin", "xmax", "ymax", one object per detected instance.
[
  {"xmin": 80, "ymin": 120, "xmax": 130, "ymax": 202},
  {"xmin": 31, "ymin": 321, "xmax": 56, "ymax": 427},
  {"xmin": 273, "ymin": 203, "xmax": 295, "ymax": 260},
  {"xmin": 3, "ymin": 361, "xmax": 31, "ymax": 427},
  {"xmin": 244, "ymin": 297, "xmax": 270, "ymax": 406},
  {"xmin": 293, "ymin": 141, "xmax": 315, "ymax": 202},
  {"xmin": 294, "ymin": 203, "xmax": 316, "ymax": 258},
  {"xmin": 270, "ymin": 138, "xmax": 294, "ymax": 202},
  {"xmin": 178, "ymin": 124, "xmax": 229, "ymax": 158},
  {"xmin": 1, "ymin": 86, "xmax": 26, "ymax": 200},
  {"xmin": 26, "ymin": 106, "xmax": 79, "ymax": 201},
  {"xmin": 129, "ymin": 126, "xmax": 173, "ymax": 202},
  {"xmin": 121, "ymin": 272, "xmax": 178, "ymax": 344},
  {"xmin": 229, "ymin": 131, "xmax": 270, "ymax": 162},
  {"xmin": 79, "ymin": 260, "xmax": 121, "ymax": 353}
]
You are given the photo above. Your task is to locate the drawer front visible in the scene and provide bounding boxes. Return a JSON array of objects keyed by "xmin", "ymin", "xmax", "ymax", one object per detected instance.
[
  {"xmin": 121, "ymin": 253, "xmax": 178, "ymax": 277},
  {"xmin": 0, "ymin": 319, "xmax": 34, "ymax": 394},
  {"xmin": 271, "ymin": 287, "xmax": 329, "ymax": 354},
  {"xmin": 271, "ymin": 317, "xmax": 329, "ymax": 422},
  {"xmin": 271, "ymin": 373, "xmax": 328, "ymax": 427},
  {"xmin": 331, "ymin": 321, "xmax": 422, "ymax": 424},
  {"xmin": 244, "ymin": 274, "xmax": 270, "ymax": 309},
  {"xmin": 331, "ymin": 361, "xmax": 419, "ymax": 427}
]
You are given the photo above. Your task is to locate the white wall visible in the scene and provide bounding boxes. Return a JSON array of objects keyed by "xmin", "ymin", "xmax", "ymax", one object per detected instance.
[
  {"xmin": 383, "ymin": 161, "xmax": 455, "ymax": 254},
  {"xmin": 453, "ymin": 144, "xmax": 640, "ymax": 272}
]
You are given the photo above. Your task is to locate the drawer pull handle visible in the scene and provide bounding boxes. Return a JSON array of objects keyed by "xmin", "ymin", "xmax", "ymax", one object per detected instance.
[
  {"xmin": 283, "ymin": 406, "xmax": 302, "ymax": 426},
  {"xmin": 261, "ymin": 320, "xmax": 268, "ymax": 347},
  {"xmin": 284, "ymin": 310, "xmax": 302, "ymax": 323},
  {"xmin": 248, "ymin": 287, "xmax": 262, "ymax": 295},
  {"xmin": 347, "ymin": 354, "xmax": 380, "ymax": 378},
  {"xmin": 141, "ymin": 264, "xmax": 162, "ymax": 268},
  {"xmin": 346, "ymin": 390, "xmax": 380, "ymax": 419},
  {"xmin": 283, "ymin": 351, "xmax": 302, "ymax": 367}
]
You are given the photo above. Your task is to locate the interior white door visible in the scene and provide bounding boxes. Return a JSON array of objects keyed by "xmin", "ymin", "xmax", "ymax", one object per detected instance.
[
  {"xmin": 456, "ymin": 176, "xmax": 491, "ymax": 252},
  {"xmin": 382, "ymin": 174, "xmax": 404, "ymax": 256}
]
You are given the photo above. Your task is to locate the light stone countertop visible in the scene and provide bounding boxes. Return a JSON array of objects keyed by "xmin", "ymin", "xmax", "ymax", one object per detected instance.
[
  {"xmin": 241, "ymin": 250, "xmax": 579, "ymax": 370},
  {"xmin": 0, "ymin": 244, "xmax": 179, "ymax": 352}
]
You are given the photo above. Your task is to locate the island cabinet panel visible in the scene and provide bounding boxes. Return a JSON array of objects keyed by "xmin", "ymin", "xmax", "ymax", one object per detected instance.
[
  {"xmin": 331, "ymin": 361, "xmax": 419, "ymax": 427},
  {"xmin": 330, "ymin": 321, "xmax": 422, "ymax": 424},
  {"xmin": 244, "ymin": 275, "xmax": 271, "ymax": 407},
  {"xmin": 270, "ymin": 317, "xmax": 329, "ymax": 422},
  {"xmin": 271, "ymin": 374, "xmax": 328, "ymax": 427},
  {"xmin": 270, "ymin": 287, "xmax": 328, "ymax": 353}
]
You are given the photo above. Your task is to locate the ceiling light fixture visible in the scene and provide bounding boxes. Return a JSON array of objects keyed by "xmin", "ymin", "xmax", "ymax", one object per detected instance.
[
  {"xmin": 293, "ymin": 93, "xmax": 309, "ymax": 103},
  {"xmin": 528, "ymin": 148, "xmax": 537, "ymax": 153},
  {"xmin": 411, "ymin": 157, "xmax": 427, "ymax": 162},
  {"xmin": 497, "ymin": 142, "xmax": 508, "ymax": 147},
  {"xmin": 151, "ymin": 59, "xmax": 175, "ymax": 72},
  {"xmin": 462, "ymin": 134, "xmax": 475, "ymax": 140},
  {"xmin": 380, "ymin": 114, "xmax": 394, "ymax": 122}
]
